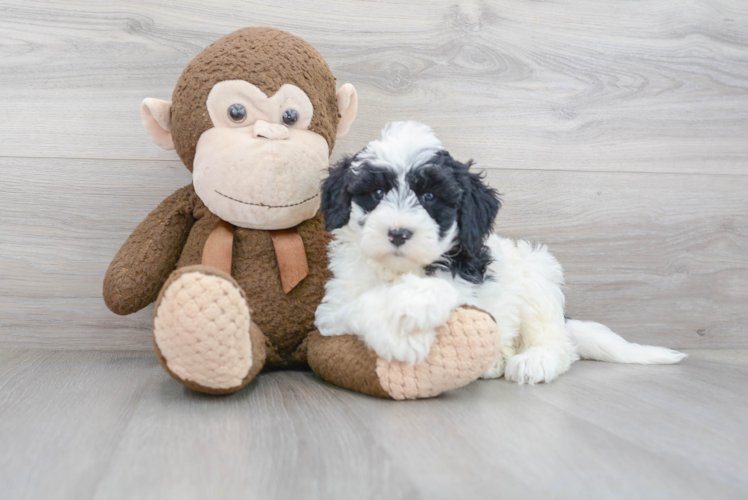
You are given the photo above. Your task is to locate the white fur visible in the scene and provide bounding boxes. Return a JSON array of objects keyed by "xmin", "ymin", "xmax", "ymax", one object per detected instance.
[
  {"xmin": 351, "ymin": 121, "xmax": 443, "ymax": 175},
  {"xmin": 566, "ymin": 319, "xmax": 687, "ymax": 364},
  {"xmin": 315, "ymin": 121, "xmax": 686, "ymax": 382}
]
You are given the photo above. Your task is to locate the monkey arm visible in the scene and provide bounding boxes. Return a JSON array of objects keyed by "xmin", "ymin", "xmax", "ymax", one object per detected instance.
[
  {"xmin": 308, "ymin": 306, "xmax": 500, "ymax": 400},
  {"xmin": 103, "ymin": 184, "xmax": 197, "ymax": 315}
]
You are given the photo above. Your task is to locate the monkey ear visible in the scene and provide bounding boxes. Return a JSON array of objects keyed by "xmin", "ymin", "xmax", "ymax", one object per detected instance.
[
  {"xmin": 141, "ymin": 98, "xmax": 175, "ymax": 150},
  {"xmin": 336, "ymin": 84, "xmax": 358, "ymax": 138},
  {"xmin": 320, "ymin": 155, "xmax": 354, "ymax": 231}
]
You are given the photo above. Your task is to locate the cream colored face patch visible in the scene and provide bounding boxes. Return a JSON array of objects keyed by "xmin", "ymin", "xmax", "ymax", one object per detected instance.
[
  {"xmin": 193, "ymin": 80, "xmax": 328, "ymax": 230},
  {"xmin": 206, "ymin": 80, "xmax": 314, "ymax": 130}
]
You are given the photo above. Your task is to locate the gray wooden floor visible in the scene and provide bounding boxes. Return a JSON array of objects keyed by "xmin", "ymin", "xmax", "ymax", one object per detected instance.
[{"xmin": 1, "ymin": 349, "xmax": 747, "ymax": 499}]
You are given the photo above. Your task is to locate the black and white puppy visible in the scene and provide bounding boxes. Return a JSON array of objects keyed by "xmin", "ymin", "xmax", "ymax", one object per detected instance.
[{"xmin": 315, "ymin": 121, "xmax": 685, "ymax": 384}]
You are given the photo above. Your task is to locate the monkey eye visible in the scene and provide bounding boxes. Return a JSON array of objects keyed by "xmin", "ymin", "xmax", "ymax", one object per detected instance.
[
  {"xmin": 282, "ymin": 109, "xmax": 299, "ymax": 126},
  {"xmin": 228, "ymin": 104, "xmax": 247, "ymax": 123},
  {"xmin": 373, "ymin": 189, "xmax": 385, "ymax": 201},
  {"xmin": 421, "ymin": 192, "xmax": 435, "ymax": 203}
]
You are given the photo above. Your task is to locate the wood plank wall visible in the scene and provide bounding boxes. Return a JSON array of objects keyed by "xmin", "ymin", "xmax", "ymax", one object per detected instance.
[{"xmin": 1, "ymin": 0, "xmax": 746, "ymax": 350}]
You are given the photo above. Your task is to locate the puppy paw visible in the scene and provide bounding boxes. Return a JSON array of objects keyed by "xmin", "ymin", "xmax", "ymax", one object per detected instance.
[
  {"xmin": 387, "ymin": 275, "xmax": 459, "ymax": 333},
  {"xmin": 504, "ymin": 346, "xmax": 574, "ymax": 385},
  {"xmin": 480, "ymin": 355, "xmax": 505, "ymax": 379}
]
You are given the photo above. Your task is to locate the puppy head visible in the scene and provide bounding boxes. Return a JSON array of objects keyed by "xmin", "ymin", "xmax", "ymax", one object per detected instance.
[{"xmin": 321, "ymin": 121, "xmax": 500, "ymax": 281}]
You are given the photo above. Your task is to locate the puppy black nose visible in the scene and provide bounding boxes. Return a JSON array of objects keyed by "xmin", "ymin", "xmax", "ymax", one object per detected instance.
[{"xmin": 388, "ymin": 228, "xmax": 413, "ymax": 247}]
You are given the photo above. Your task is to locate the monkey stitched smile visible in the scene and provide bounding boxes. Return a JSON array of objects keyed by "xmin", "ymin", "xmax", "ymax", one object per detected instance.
[{"xmin": 215, "ymin": 190, "xmax": 319, "ymax": 208}]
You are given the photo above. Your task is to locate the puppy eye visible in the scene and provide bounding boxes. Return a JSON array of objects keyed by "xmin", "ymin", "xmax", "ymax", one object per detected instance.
[
  {"xmin": 373, "ymin": 189, "xmax": 385, "ymax": 200},
  {"xmin": 282, "ymin": 109, "xmax": 299, "ymax": 126},
  {"xmin": 421, "ymin": 192, "xmax": 435, "ymax": 203},
  {"xmin": 228, "ymin": 104, "xmax": 247, "ymax": 123}
]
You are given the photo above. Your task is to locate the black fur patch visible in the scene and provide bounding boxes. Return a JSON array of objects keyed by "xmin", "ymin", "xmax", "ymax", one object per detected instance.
[
  {"xmin": 320, "ymin": 157, "xmax": 400, "ymax": 231},
  {"xmin": 320, "ymin": 156, "xmax": 354, "ymax": 231},
  {"xmin": 405, "ymin": 166, "xmax": 463, "ymax": 237},
  {"xmin": 347, "ymin": 164, "xmax": 398, "ymax": 214},
  {"xmin": 425, "ymin": 151, "xmax": 501, "ymax": 284}
]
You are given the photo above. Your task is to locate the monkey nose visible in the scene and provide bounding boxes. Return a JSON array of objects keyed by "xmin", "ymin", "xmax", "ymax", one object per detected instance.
[{"xmin": 253, "ymin": 120, "xmax": 289, "ymax": 140}]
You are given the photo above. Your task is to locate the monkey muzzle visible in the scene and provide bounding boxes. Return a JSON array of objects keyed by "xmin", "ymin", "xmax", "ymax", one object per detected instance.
[{"xmin": 192, "ymin": 126, "xmax": 328, "ymax": 230}]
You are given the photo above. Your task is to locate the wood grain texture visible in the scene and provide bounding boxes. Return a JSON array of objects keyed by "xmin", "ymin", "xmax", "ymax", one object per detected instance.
[
  {"xmin": 1, "ymin": 158, "xmax": 746, "ymax": 349},
  {"xmin": 493, "ymin": 168, "xmax": 748, "ymax": 348},
  {"xmin": 0, "ymin": 0, "xmax": 746, "ymax": 350},
  {"xmin": 1, "ymin": 349, "xmax": 747, "ymax": 499},
  {"xmin": 0, "ymin": 0, "xmax": 746, "ymax": 174}
]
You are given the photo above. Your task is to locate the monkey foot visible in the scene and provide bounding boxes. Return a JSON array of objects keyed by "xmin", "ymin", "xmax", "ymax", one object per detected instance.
[
  {"xmin": 307, "ymin": 307, "xmax": 499, "ymax": 400},
  {"xmin": 153, "ymin": 265, "xmax": 265, "ymax": 394}
]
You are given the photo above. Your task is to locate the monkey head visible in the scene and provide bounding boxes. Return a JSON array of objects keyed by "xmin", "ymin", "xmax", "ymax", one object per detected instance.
[{"xmin": 139, "ymin": 27, "xmax": 357, "ymax": 230}]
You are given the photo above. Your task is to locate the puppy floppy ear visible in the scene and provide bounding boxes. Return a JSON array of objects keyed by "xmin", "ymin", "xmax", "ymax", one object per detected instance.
[
  {"xmin": 320, "ymin": 156, "xmax": 354, "ymax": 231},
  {"xmin": 453, "ymin": 158, "xmax": 501, "ymax": 257}
]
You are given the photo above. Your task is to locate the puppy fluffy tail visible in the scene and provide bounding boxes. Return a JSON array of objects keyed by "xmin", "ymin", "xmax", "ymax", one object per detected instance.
[{"xmin": 566, "ymin": 319, "xmax": 687, "ymax": 364}]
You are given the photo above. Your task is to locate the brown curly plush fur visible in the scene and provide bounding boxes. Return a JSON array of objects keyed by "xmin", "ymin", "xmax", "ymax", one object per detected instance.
[
  {"xmin": 171, "ymin": 27, "xmax": 340, "ymax": 170},
  {"xmin": 104, "ymin": 184, "xmax": 331, "ymax": 368}
]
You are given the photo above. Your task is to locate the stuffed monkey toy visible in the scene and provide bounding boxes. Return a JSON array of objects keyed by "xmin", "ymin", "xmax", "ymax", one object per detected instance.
[{"xmin": 104, "ymin": 27, "xmax": 498, "ymax": 399}]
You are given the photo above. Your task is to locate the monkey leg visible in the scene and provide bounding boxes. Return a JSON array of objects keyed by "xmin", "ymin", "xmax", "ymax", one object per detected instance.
[
  {"xmin": 307, "ymin": 307, "xmax": 498, "ymax": 400},
  {"xmin": 152, "ymin": 265, "xmax": 266, "ymax": 394}
]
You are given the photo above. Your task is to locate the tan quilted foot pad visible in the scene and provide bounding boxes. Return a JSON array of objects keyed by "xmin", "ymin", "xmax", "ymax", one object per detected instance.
[
  {"xmin": 154, "ymin": 269, "xmax": 253, "ymax": 392},
  {"xmin": 376, "ymin": 307, "xmax": 499, "ymax": 400}
]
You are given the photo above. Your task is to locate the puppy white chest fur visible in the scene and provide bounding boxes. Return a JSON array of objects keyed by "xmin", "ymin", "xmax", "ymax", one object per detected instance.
[{"xmin": 315, "ymin": 224, "xmax": 462, "ymax": 365}]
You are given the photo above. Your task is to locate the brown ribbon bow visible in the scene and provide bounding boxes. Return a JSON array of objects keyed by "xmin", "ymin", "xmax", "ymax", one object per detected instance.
[{"xmin": 202, "ymin": 219, "xmax": 309, "ymax": 294}]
